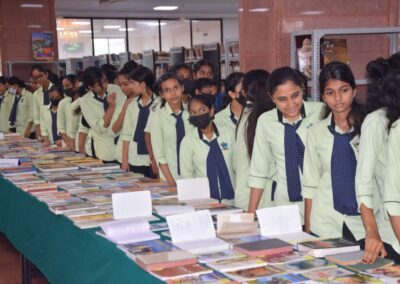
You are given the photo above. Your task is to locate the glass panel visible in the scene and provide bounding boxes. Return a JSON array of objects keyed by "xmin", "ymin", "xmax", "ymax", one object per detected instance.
[
  {"xmin": 92, "ymin": 19, "xmax": 126, "ymax": 55},
  {"xmin": 128, "ymin": 20, "xmax": 160, "ymax": 53},
  {"xmin": 192, "ymin": 20, "xmax": 221, "ymax": 45},
  {"xmin": 160, "ymin": 20, "xmax": 191, "ymax": 51},
  {"xmin": 56, "ymin": 18, "xmax": 93, "ymax": 59}
]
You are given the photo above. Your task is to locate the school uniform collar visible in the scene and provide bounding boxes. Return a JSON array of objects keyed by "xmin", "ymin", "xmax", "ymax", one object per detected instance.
[
  {"xmin": 166, "ymin": 102, "xmax": 184, "ymax": 115},
  {"xmin": 277, "ymin": 103, "xmax": 306, "ymax": 125},
  {"xmin": 41, "ymin": 82, "xmax": 53, "ymax": 93},
  {"xmin": 92, "ymin": 91, "xmax": 108, "ymax": 102},
  {"xmin": 137, "ymin": 93, "xmax": 155, "ymax": 107},
  {"xmin": 326, "ymin": 112, "xmax": 355, "ymax": 134},
  {"xmin": 197, "ymin": 122, "xmax": 219, "ymax": 142},
  {"xmin": 229, "ymin": 104, "xmax": 238, "ymax": 125}
]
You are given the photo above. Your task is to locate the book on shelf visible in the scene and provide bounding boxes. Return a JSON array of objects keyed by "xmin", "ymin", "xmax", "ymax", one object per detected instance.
[
  {"xmin": 297, "ymin": 238, "xmax": 360, "ymax": 258},
  {"xmin": 233, "ymin": 238, "xmax": 293, "ymax": 257},
  {"xmin": 98, "ymin": 219, "xmax": 159, "ymax": 244},
  {"xmin": 136, "ymin": 250, "xmax": 197, "ymax": 271},
  {"xmin": 166, "ymin": 210, "xmax": 229, "ymax": 255},
  {"xmin": 150, "ymin": 263, "xmax": 212, "ymax": 281},
  {"xmin": 322, "ymin": 38, "xmax": 349, "ymax": 66}
]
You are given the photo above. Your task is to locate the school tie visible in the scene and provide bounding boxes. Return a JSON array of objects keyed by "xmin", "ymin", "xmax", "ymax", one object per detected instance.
[
  {"xmin": 229, "ymin": 109, "xmax": 237, "ymax": 125},
  {"xmin": 202, "ymin": 136, "xmax": 235, "ymax": 201},
  {"xmin": 329, "ymin": 122, "xmax": 359, "ymax": 216},
  {"xmin": 283, "ymin": 121, "xmax": 304, "ymax": 202},
  {"xmin": 50, "ymin": 111, "xmax": 61, "ymax": 142},
  {"xmin": 171, "ymin": 111, "xmax": 185, "ymax": 175},
  {"xmin": 93, "ymin": 94, "xmax": 109, "ymax": 112},
  {"xmin": 133, "ymin": 98, "xmax": 153, "ymax": 154},
  {"xmin": 43, "ymin": 89, "xmax": 50, "ymax": 105},
  {"xmin": 8, "ymin": 95, "xmax": 22, "ymax": 126}
]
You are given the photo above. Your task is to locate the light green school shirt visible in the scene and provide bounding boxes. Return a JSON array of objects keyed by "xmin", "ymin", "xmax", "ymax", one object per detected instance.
[
  {"xmin": 80, "ymin": 91, "xmax": 115, "ymax": 162},
  {"xmin": 58, "ymin": 97, "xmax": 73, "ymax": 136},
  {"xmin": 14, "ymin": 89, "xmax": 34, "ymax": 135},
  {"xmin": 40, "ymin": 106, "xmax": 61, "ymax": 145},
  {"xmin": 356, "ymin": 108, "xmax": 399, "ymax": 252},
  {"xmin": 302, "ymin": 113, "xmax": 365, "ymax": 240},
  {"xmin": 69, "ymin": 98, "xmax": 83, "ymax": 152},
  {"xmin": 150, "ymin": 102, "xmax": 194, "ymax": 181},
  {"xmin": 120, "ymin": 95, "xmax": 160, "ymax": 166},
  {"xmin": 0, "ymin": 90, "xmax": 13, "ymax": 132},
  {"xmin": 384, "ymin": 119, "xmax": 400, "ymax": 217},
  {"xmin": 179, "ymin": 123, "xmax": 235, "ymax": 186},
  {"xmin": 233, "ymin": 107, "xmax": 274, "ymax": 210},
  {"xmin": 33, "ymin": 82, "xmax": 53, "ymax": 125},
  {"xmin": 214, "ymin": 104, "xmax": 237, "ymax": 134},
  {"xmin": 248, "ymin": 101, "xmax": 324, "ymax": 220}
]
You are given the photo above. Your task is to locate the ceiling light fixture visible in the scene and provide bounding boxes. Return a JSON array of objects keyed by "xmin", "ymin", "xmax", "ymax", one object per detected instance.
[
  {"xmin": 301, "ymin": 10, "xmax": 325, "ymax": 15},
  {"xmin": 72, "ymin": 21, "xmax": 91, "ymax": 26},
  {"xmin": 103, "ymin": 25, "xmax": 121, "ymax": 29},
  {"xmin": 119, "ymin": 28, "xmax": 135, "ymax": 31},
  {"xmin": 28, "ymin": 25, "xmax": 41, "ymax": 28},
  {"xmin": 78, "ymin": 30, "xmax": 92, "ymax": 34},
  {"xmin": 153, "ymin": 6, "xmax": 178, "ymax": 11},
  {"xmin": 20, "ymin": 4, "xmax": 43, "ymax": 8}
]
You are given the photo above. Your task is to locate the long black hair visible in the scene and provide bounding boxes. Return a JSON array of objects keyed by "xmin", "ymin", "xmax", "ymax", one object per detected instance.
[
  {"xmin": 7, "ymin": 76, "xmax": 26, "ymax": 89},
  {"xmin": 221, "ymin": 72, "xmax": 244, "ymax": 110},
  {"xmin": 129, "ymin": 66, "xmax": 156, "ymax": 93},
  {"xmin": 77, "ymin": 66, "xmax": 104, "ymax": 96},
  {"xmin": 245, "ymin": 74, "xmax": 274, "ymax": 158},
  {"xmin": 319, "ymin": 61, "xmax": 366, "ymax": 136},
  {"xmin": 365, "ymin": 57, "xmax": 389, "ymax": 112},
  {"xmin": 379, "ymin": 70, "xmax": 400, "ymax": 130},
  {"xmin": 267, "ymin": 66, "xmax": 305, "ymax": 96}
]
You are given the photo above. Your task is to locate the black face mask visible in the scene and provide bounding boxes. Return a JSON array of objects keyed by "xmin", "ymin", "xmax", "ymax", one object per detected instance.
[
  {"xmin": 50, "ymin": 98, "xmax": 61, "ymax": 106},
  {"xmin": 189, "ymin": 113, "xmax": 212, "ymax": 129},
  {"xmin": 64, "ymin": 88, "xmax": 75, "ymax": 97},
  {"xmin": 236, "ymin": 94, "xmax": 247, "ymax": 107}
]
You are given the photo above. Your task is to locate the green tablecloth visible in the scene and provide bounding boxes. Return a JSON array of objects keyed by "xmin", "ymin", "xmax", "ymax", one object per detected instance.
[{"xmin": 0, "ymin": 178, "xmax": 163, "ymax": 284}]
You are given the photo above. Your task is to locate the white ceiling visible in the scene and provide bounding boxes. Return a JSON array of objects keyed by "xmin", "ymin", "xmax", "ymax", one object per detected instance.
[{"xmin": 55, "ymin": 0, "xmax": 239, "ymax": 19}]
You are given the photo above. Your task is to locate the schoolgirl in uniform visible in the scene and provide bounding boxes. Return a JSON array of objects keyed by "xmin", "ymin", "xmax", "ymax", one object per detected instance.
[
  {"xmin": 58, "ymin": 74, "xmax": 80, "ymax": 150},
  {"xmin": 0, "ymin": 76, "xmax": 13, "ymax": 133},
  {"xmin": 248, "ymin": 67, "xmax": 324, "ymax": 216},
  {"xmin": 120, "ymin": 67, "xmax": 160, "ymax": 177},
  {"xmin": 214, "ymin": 72, "xmax": 245, "ymax": 133},
  {"xmin": 7, "ymin": 76, "xmax": 34, "ymax": 138},
  {"xmin": 233, "ymin": 70, "xmax": 275, "ymax": 210},
  {"xmin": 303, "ymin": 62, "xmax": 366, "ymax": 245},
  {"xmin": 41, "ymin": 85, "xmax": 64, "ymax": 146},
  {"xmin": 150, "ymin": 73, "xmax": 194, "ymax": 185},
  {"xmin": 31, "ymin": 65, "xmax": 54, "ymax": 139},
  {"xmin": 355, "ymin": 60, "xmax": 400, "ymax": 263},
  {"xmin": 180, "ymin": 94, "xmax": 235, "ymax": 203},
  {"xmin": 79, "ymin": 67, "xmax": 117, "ymax": 162}
]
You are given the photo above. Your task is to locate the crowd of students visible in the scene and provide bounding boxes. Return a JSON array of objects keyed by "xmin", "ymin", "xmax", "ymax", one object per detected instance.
[{"xmin": 1, "ymin": 55, "xmax": 400, "ymax": 264}]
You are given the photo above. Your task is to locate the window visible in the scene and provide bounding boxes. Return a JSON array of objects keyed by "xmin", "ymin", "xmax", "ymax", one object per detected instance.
[
  {"xmin": 92, "ymin": 19, "xmax": 126, "ymax": 55},
  {"xmin": 160, "ymin": 20, "xmax": 191, "ymax": 51},
  {"xmin": 56, "ymin": 18, "xmax": 92, "ymax": 59},
  {"xmin": 128, "ymin": 20, "xmax": 160, "ymax": 52},
  {"xmin": 192, "ymin": 20, "xmax": 222, "ymax": 45}
]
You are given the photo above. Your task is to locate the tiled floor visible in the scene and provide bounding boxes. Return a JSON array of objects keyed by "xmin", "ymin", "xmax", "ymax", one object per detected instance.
[{"xmin": 0, "ymin": 234, "xmax": 48, "ymax": 284}]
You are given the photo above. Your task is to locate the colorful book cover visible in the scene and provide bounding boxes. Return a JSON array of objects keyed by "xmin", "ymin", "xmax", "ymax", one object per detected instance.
[
  {"xmin": 366, "ymin": 265, "xmax": 400, "ymax": 283},
  {"xmin": 302, "ymin": 267, "xmax": 354, "ymax": 282},
  {"xmin": 119, "ymin": 240, "xmax": 174, "ymax": 256},
  {"xmin": 151, "ymin": 263, "xmax": 212, "ymax": 280},
  {"xmin": 224, "ymin": 265, "xmax": 285, "ymax": 282},
  {"xmin": 280, "ymin": 258, "xmax": 336, "ymax": 273},
  {"xmin": 166, "ymin": 271, "xmax": 234, "ymax": 284},
  {"xmin": 322, "ymin": 39, "xmax": 350, "ymax": 66},
  {"xmin": 32, "ymin": 32, "xmax": 54, "ymax": 61},
  {"xmin": 247, "ymin": 273, "xmax": 309, "ymax": 284}
]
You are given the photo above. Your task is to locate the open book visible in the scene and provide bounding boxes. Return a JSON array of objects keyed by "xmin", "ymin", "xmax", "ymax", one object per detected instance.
[
  {"xmin": 99, "ymin": 219, "xmax": 159, "ymax": 244},
  {"xmin": 166, "ymin": 210, "xmax": 229, "ymax": 255}
]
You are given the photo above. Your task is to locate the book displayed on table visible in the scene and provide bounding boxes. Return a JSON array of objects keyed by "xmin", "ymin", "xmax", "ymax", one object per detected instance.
[
  {"xmin": 233, "ymin": 238, "xmax": 293, "ymax": 257},
  {"xmin": 297, "ymin": 238, "xmax": 360, "ymax": 258}
]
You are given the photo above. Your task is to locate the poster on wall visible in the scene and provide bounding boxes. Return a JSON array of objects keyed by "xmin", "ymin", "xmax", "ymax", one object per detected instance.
[{"xmin": 32, "ymin": 32, "xmax": 54, "ymax": 61}]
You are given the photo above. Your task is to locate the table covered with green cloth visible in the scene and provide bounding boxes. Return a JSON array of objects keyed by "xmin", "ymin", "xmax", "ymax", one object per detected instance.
[{"xmin": 0, "ymin": 177, "xmax": 163, "ymax": 284}]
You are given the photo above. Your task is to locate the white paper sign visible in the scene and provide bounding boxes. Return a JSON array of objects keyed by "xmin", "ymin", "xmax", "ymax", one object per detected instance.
[
  {"xmin": 112, "ymin": 190, "xmax": 152, "ymax": 220},
  {"xmin": 167, "ymin": 210, "xmax": 215, "ymax": 243},
  {"xmin": 256, "ymin": 205, "xmax": 302, "ymax": 236},
  {"xmin": 177, "ymin": 177, "xmax": 210, "ymax": 201},
  {"xmin": 0, "ymin": 159, "xmax": 19, "ymax": 168}
]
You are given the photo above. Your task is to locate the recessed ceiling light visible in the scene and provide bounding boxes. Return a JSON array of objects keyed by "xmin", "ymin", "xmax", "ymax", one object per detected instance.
[
  {"xmin": 137, "ymin": 21, "xmax": 166, "ymax": 26},
  {"xmin": 249, "ymin": 8, "xmax": 269, "ymax": 12},
  {"xmin": 72, "ymin": 21, "xmax": 90, "ymax": 26},
  {"xmin": 103, "ymin": 25, "xmax": 121, "ymax": 29},
  {"xmin": 28, "ymin": 25, "xmax": 41, "ymax": 28},
  {"xmin": 301, "ymin": 10, "xmax": 325, "ymax": 15},
  {"xmin": 20, "ymin": 3, "xmax": 43, "ymax": 8},
  {"xmin": 153, "ymin": 6, "xmax": 178, "ymax": 11},
  {"xmin": 119, "ymin": 28, "xmax": 135, "ymax": 31},
  {"xmin": 238, "ymin": 8, "xmax": 244, "ymax": 12},
  {"xmin": 78, "ymin": 30, "xmax": 92, "ymax": 34}
]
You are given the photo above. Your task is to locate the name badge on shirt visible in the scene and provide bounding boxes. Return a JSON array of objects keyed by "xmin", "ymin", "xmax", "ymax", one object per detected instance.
[{"xmin": 220, "ymin": 142, "xmax": 229, "ymax": 150}]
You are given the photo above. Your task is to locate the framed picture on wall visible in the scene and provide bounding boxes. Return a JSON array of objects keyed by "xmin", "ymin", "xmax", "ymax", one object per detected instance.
[{"xmin": 32, "ymin": 32, "xmax": 54, "ymax": 61}]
